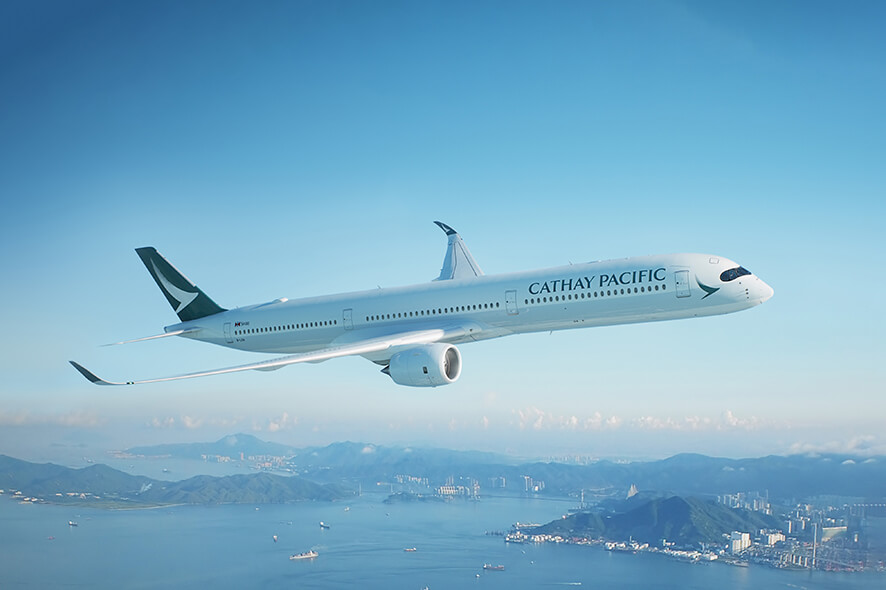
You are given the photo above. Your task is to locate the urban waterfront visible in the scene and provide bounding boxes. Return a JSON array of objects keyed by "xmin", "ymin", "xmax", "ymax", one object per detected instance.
[{"xmin": 1, "ymin": 493, "xmax": 881, "ymax": 589}]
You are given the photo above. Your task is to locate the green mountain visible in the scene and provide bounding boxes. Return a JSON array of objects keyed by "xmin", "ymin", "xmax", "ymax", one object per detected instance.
[
  {"xmin": 142, "ymin": 472, "xmax": 347, "ymax": 504},
  {"xmin": 0, "ymin": 455, "xmax": 349, "ymax": 506},
  {"xmin": 0, "ymin": 456, "xmax": 153, "ymax": 497},
  {"xmin": 535, "ymin": 496, "xmax": 780, "ymax": 547}
]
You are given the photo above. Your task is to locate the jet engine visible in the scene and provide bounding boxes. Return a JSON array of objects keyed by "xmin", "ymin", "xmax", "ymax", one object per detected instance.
[{"xmin": 382, "ymin": 343, "xmax": 462, "ymax": 387}]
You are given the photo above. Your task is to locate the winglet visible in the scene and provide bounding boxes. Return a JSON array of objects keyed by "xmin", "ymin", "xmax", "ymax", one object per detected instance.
[
  {"xmin": 433, "ymin": 222, "xmax": 484, "ymax": 281},
  {"xmin": 69, "ymin": 361, "xmax": 127, "ymax": 386},
  {"xmin": 433, "ymin": 221, "xmax": 458, "ymax": 236}
]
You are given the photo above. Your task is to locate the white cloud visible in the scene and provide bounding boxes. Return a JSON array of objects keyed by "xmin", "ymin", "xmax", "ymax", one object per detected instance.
[
  {"xmin": 720, "ymin": 410, "xmax": 764, "ymax": 430},
  {"xmin": 149, "ymin": 416, "xmax": 176, "ymax": 429},
  {"xmin": 147, "ymin": 414, "xmax": 239, "ymax": 431},
  {"xmin": 181, "ymin": 415, "xmax": 203, "ymax": 430},
  {"xmin": 787, "ymin": 435, "xmax": 886, "ymax": 457},
  {"xmin": 631, "ymin": 411, "xmax": 770, "ymax": 432},
  {"xmin": 268, "ymin": 412, "xmax": 294, "ymax": 433},
  {"xmin": 511, "ymin": 407, "xmax": 622, "ymax": 432}
]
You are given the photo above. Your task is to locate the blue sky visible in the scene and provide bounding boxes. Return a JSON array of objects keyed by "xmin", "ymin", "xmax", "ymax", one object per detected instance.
[{"xmin": 1, "ymin": 0, "xmax": 884, "ymax": 461}]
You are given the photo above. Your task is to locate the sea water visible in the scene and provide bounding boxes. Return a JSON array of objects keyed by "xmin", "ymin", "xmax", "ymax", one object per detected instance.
[{"xmin": 0, "ymin": 494, "xmax": 880, "ymax": 589}]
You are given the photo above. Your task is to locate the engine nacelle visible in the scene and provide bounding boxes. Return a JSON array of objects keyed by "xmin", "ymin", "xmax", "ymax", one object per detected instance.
[{"xmin": 383, "ymin": 343, "xmax": 462, "ymax": 387}]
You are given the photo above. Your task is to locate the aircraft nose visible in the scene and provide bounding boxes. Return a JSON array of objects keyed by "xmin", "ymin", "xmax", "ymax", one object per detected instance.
[{"xmin": 756, "ymin": 279, "xmax": 774, "ymax": 303}]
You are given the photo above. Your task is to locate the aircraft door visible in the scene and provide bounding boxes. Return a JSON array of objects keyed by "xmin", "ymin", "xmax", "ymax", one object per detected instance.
[
  {"xmin": 343, "ymin": 308, "xmax": 354, "ymax": 330},
  {"xmin": 675, "ymin": 270, "xmax": 691, "ymax": 298},
  {"xmin": 224, "ymin": 322, "xmax": 233, "ymax": 343},
  {"xmin": 505, "ymin": 290, "xmax": 519, "ymax": 315}
]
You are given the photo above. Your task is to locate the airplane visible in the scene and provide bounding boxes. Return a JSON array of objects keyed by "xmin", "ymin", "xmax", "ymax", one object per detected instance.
[{"xmin": 71, "ymin": 222, "xmax": 773, "ymax": 388}]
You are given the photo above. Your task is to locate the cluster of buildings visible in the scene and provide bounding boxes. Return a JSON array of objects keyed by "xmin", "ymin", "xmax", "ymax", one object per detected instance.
[
  {"xmin": 436, "ymin": 482, "xmax": 481, "ymax": 498},
  {"xmin": 436, "ymin": 475, "xmax": 481, "ymax": 498},
  {"xmin": 499, "ymin": 490, "xmax": 885, "ymax": 573},
  {"xmin": 717, "ymin": 493, "xmax": 884, "ymax": 572},
  {"xmin": 522, "ymin": 475, "xmax": 545, "ymax": 493},
  {"xmin": 198, "ymin": 452, "xmax": 290, "ymax": 470},
  {"xmin": 385, "ymin": 471, "xmax": 548, "ymax": 499},
  {"xmin": 2, "ymin": 488, "xmax": 103, "ymax": 505},
  {"xmin": 717, "ymin": 490, "xmax": 772, "ymax": 514},
  {"xmin": 395, "ymin": 474, "xmax": 429, "ymax": 486},
  {"xmin": 3, "ymin": 489, "xmax": 45, "ymax": 504}
]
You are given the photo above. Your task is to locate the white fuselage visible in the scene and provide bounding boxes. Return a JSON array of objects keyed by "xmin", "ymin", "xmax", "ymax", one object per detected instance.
[{"xmin": 166, "ymin": 253, "xmax": 773, "ymax": 363}]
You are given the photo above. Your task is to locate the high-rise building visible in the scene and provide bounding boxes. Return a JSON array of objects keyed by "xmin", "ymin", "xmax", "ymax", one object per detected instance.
[{"xmin": 730, "ymin": 531, "xmax": 751, "ymax": 554}]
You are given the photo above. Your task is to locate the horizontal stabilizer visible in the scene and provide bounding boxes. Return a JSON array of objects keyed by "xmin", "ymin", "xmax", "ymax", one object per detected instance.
[{"xmin": 102, "ymin": 329, "xmax": 198, "ymax": 346}]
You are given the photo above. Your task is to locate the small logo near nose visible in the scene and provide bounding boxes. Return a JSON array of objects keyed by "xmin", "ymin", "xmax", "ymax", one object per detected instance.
[{"xmin": 696, "ymin": 278, "xmax": 719, "ymax": 299}]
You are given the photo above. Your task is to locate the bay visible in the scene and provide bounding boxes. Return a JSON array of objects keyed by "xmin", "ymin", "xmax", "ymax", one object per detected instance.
[{"xmin": 0, "ymin": 494, "xmax": 880, "ymax": 589}]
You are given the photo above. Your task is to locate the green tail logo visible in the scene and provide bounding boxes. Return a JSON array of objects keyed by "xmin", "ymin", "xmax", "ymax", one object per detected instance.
[{"xmin": 696, "ymin": 278, "xmax": 719, "ymax": 299}]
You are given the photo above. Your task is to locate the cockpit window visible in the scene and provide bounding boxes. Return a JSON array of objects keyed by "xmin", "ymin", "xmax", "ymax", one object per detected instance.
[{"xmin": 720, "ymin": 267, "xmax": 752, "ymax": 282}]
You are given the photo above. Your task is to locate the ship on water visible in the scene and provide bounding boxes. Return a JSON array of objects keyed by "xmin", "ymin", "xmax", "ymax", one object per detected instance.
[
  {"xmin": 483, "ymin": 563, "xmax": 505, "ymax": 571},
  {"xmin": 290, "ymin": 550, "xmax": 318, "ymax": 561},
  {"xmin": 319, "ymin": 521, "xmax": 330, "ymax": 529}
]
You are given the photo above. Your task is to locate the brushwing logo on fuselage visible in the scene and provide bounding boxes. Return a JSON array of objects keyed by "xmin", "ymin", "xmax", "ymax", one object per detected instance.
[
  {"xmin": 696, "ymin": 277, "xmax": 719, "ymax": 299},
  {"xmin": 151, "ymin": 260, "xmax": 198, "ymax": 313}
]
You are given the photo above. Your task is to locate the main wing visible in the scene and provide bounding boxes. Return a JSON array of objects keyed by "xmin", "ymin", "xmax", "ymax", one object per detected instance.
[{"xmin": 71, "ymin": 328, "xmax": 464, "ymax": 386}]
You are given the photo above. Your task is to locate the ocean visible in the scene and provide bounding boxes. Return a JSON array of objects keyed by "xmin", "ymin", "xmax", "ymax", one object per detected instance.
[{"xmin": 0, "ymin": 493, "xmax": 880, "ymax": 589}]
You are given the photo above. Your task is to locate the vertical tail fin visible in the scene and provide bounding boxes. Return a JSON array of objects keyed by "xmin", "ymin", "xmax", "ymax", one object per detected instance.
[{"xmin": 135, "ymin": 247, "xmax": 227, "ymax": 322}]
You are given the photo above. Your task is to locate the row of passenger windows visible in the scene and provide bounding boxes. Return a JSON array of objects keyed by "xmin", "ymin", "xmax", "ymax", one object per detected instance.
[
  {"xmin": 366, "ymin": 302, "xmax": 500, "ymax": 323},
  {"xmin": 524, "ymin": 283, "xmax": 666, "ymax": 305},
  {"xmin": 235, "ymin": 283, "xmax": 667, "ymax": 335},
  {"xmin": 234, "ymin": 319, "xmax": 337, "ymax": 336}
]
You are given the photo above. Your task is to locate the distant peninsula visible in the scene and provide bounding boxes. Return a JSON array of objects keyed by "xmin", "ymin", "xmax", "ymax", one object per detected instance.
[
  {"xmin": 124, "ymin": 433, "xmax": 299, "ymax": 460},
  {"xmin": 0, "ymin": 455, "xmax": 351, "ymax": 508},
  {"xmin": 533, "ymin": 495, "xmax": 780, "ymax": 547}
]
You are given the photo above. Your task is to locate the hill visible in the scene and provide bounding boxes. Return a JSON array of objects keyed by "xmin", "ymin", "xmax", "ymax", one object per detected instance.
[
  {"xmin": 0, "ymin": 455, "xmax": 349, "ymax": 506},
  {"xmin": 126, "ymin": 433, "xmax": 298, "ymax": 459},
  {"xmin": 535, "ymin": 496, "xmax": 780, "ymax": 547}
]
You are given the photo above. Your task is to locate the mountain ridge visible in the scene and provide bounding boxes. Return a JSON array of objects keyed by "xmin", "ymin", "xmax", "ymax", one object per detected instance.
[
  {"xmin": 0, "ymin": 454, "xmax": 349, "ymax": 506},
  {"xmin": 535, "ymin": 495, "xmax": 781, "ymax": 547}
]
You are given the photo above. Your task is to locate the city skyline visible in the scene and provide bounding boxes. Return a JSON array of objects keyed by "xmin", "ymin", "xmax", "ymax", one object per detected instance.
[{"xmin": 1, "ymin": 1, "xmax": 884, "ymax": 460}]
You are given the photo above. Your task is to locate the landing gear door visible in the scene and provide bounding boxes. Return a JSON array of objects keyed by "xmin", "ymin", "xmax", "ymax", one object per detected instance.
[{"xmin": 675, "ymin": 270, "xmax": 691, "ymax": 298}]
